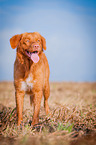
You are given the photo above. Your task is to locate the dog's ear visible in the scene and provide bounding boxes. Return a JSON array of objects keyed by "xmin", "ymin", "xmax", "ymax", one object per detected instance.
[
  {"xmin": 41, "ymin": 35, "xmax": 46, "ymax": 50},
  {"xmin": 10, "ymin": 34, "xmax": 21, "ymax": 49}
]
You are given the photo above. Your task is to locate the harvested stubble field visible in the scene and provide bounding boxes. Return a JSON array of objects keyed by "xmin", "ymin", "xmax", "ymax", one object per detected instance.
[{"xmin": 0, "ymin": 81, "xmax": 96, "ymax": 145}]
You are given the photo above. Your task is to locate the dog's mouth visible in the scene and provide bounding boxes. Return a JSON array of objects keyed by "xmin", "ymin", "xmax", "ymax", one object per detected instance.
[{"xmin": 25, "ymin": 50, "xmax": 39, "ymax": 63}]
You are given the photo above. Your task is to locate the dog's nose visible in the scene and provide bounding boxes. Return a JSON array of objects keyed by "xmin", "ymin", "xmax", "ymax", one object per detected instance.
[{"xmin": 33, "ymin": 44, "xmax": 39, "ymax": 49}]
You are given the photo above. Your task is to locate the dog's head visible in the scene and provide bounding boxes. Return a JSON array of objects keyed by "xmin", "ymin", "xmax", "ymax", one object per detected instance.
[{"xmin": 10, "ymin": 32, "xmax": 46, "ymax": 63}]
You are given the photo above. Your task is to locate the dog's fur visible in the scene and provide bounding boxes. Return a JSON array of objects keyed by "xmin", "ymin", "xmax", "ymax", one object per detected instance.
[{"xmin": 10, "ymin": 32, "xmax": 50, "ymax": 126}]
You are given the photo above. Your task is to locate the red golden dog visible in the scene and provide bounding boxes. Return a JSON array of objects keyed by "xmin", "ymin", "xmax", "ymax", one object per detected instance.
[{"xmin": 10, "ymin": 32, "xmax": 50, "ymax": 126}]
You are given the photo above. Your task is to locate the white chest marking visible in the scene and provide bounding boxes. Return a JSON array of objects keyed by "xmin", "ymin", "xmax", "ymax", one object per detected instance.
[{"xmin": 21, "ymin": 74, "xmax": 33, "ymax": 91}]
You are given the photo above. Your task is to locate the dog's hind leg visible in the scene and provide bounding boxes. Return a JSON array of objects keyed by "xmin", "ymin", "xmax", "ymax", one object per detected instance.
[
  {"xmin": 30, "ymin": 94, "xmax": 34, "ymax": 106},
  {"xmin": 43, "ymin": 81, "xmax": 50, "ymax": 115}
]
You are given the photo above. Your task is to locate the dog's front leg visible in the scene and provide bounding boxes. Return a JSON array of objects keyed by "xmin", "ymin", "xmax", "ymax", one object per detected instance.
[
  {"xmin": 32, "ymin": 91, "xmax": 42, "ymax": 126},
  {"xmin": 15, "ymin": 90, "xmax": 25, "ymax": 126}
]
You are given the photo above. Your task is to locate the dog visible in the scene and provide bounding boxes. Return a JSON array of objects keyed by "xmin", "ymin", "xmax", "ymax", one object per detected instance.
[{"xmin": 10, "ymin": 32, "xmax": 50, "ymax": 126}]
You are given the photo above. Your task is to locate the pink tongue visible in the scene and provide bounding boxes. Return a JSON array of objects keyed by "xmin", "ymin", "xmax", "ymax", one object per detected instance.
[{"xmin": 31, "ymin": 53, "xmax": 39, "ymax": 63}]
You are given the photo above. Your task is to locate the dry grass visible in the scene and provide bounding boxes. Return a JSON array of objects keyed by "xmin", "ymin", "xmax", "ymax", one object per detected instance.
[{"xmin": 0, "ymin": 82, "xmax": 96, "ymax": 145}]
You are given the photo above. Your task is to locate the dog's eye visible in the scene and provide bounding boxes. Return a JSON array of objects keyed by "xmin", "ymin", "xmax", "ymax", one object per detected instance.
[
  {"xmin": 37, "ymin": 39, "xmax": 40, "ymax": 42},
  {"xmin": 26, "ymin": 40, "xmax": 30, "ymax": 42},
  {"xmin": 25, "ymin": 39, "xmax": 30, "ymax": 43}
]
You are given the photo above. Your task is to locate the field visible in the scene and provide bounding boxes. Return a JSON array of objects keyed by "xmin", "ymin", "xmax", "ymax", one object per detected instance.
[{"xmin": 0, "ymin": 81, "xmax": 96, "ymax": 145}]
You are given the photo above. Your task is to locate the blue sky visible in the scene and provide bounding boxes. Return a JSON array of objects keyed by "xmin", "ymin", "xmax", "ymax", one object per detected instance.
[{"xmin": 0, "ymin": 0, "xmax": 96, "ymax": 82}]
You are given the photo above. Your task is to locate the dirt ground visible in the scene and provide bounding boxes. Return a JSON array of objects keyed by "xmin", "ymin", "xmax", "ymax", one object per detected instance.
[{"xmin": 0, "ymin": 81, "xmax": 96, "ymax": 145}]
